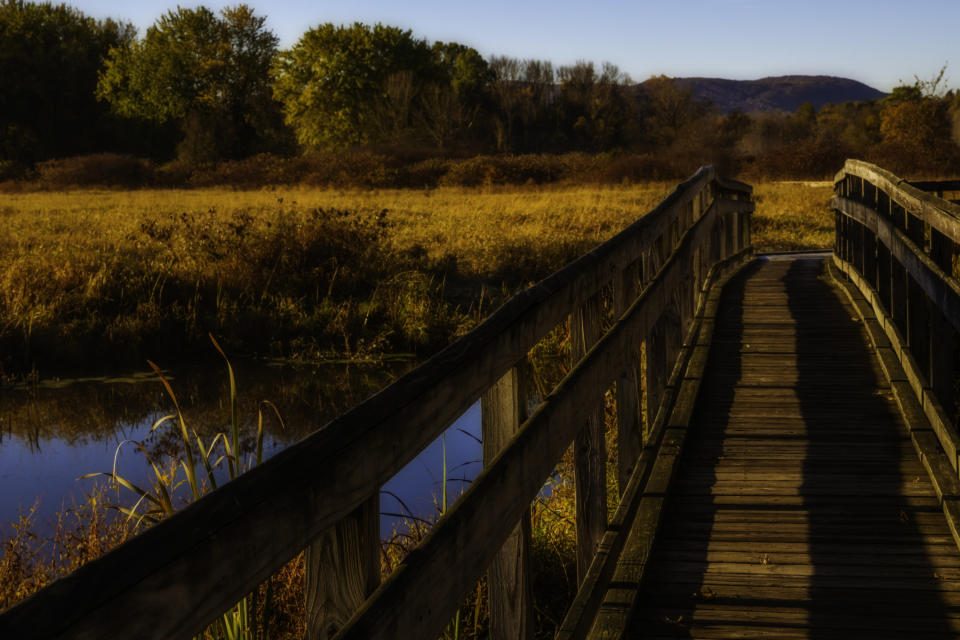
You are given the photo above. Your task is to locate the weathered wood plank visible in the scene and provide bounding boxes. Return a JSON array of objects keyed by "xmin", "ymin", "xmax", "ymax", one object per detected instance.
[
  {"xmin": 632, "ymin": 256, "xmax": 960, "ymax": 639},
  {"xmin": 555, "ymin": 248, "xmax": 752, "ymax": 640},
  {"xmin": 305, "ymin": 498, "xmax": 380, "ymax": 640},
  {"xmin": 333, "ymin": 194, "xmax": 745, "ymax": 640},
  {"xmin": 840, "ymin": 159, "xmax": 960, "ymax": 242},
  {"xmin": 481, "ymin": 367, "xmax": 533, "ymax": 640},
  {"xmin": 614, "ymin": 260, "xmax": 643, "ymax": 493},
  {"xmin": 833, "ymin": 194, "xmax": 960, "ymax": 334},
  {"xmin": 571, "ymin": 293, "xmax": 607, "ymax": 584}
]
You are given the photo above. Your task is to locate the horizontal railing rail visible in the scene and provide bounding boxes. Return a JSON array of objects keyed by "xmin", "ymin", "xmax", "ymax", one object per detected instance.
[
  {"xmin": 833, "ymin": 159, "xmax": 960, "ymax": 473},
  {"xmin": 0, "ymin": 167, "xmax": 752, "ymax": 640}
]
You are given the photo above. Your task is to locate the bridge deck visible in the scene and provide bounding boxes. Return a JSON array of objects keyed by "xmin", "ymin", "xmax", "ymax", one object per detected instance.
[{"xmin": 630, "ymin": 256, "xmax": 960, "ymax": 638}]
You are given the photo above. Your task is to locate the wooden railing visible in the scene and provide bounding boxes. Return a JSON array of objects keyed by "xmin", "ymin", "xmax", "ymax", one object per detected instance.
[
  {"xmin": 0, "ymin": 167, "xmax": 753, "ymax": 640},
  {"xmin": 832, "ymin": 159, "xmax": 960, "ymax": 472}
]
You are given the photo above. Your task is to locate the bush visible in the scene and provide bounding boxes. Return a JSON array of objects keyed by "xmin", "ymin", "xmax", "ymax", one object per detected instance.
[
  {"xmin": 755, "ymin": 140, "xmax": 850, "ymax": 180},
  {"xmin": 300, "ymin": 151, "xmax": 398, "ymax": 188},
  {"xmin": 188, "ymin": 153, "xmax": 301, "ymax": 188},
  {"xmin": 34, "ymin": 154, "xmax": 154, "ymax": 188}
]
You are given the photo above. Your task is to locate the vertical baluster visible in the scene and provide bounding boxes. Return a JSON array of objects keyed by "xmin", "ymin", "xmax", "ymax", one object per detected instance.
[
  {"xmin": 891, "ymin": 259, "xmax": 908, "ymax": 337},
  {"xmin": 931, "ymin": 228, "xmax": 953, "ymax": 274},
  {"xmin": 907, "ymin": 276, "xmax": 931, "ymax": 382},
  {"xmin": 614, "ymin": 260, "xmax": 643, "ymax": 494},
  {"xmin": 645, "ymin": 316, "xmax": 667, "ymax": 437},
  {"xmin": 864, "ymin": 227, "xmax": 876, "ymax": 289},
  {"xmin": 482, "ymin": 367, "xmax": 533, "ymax": 639},
  {"xmin": 877, "ymin": 241, "xmax": 891, "ymax": 314},
  {"xmin": 305, "ymin": 497, "xmax": 381, "ymax": 640},
  {"xmin": 929, "ymin": 305, "xmax": 957, "ymax": 422},
  {"xmin": 570, "ymin": 293, "xmax": 606, "ymax": 584}
]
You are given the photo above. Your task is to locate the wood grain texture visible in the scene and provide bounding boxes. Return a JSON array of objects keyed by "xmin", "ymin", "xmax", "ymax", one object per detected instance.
[
  {"xmin": 831, "ymin": 255, "xmax": 960, "ymax": 471},
  {"xmin": 832, "ymin": 195, "xmax": 960, "ymax": 334},
  {"xmin": 615, "ymin": 261, "xmax": 643, "ymax": 493},
  {"xmin": 482, "ymin": 368, "xmax": 533, "ymax": 640},
  {"xmin": 837, "ymin": 159, "xmax": 960, "ymax": 242},
  {"xmin": 630, "ymin": 256, "xmax": 960, "ymax": 639},
  {"xmin": 305, "ymin": 497, "xmax": 380, "ymax": 640},
  {"xmin": 554, "ymin": 250, "xmax": 754, "ymax": 640},
  {"xmin": 332, "ymin": 196, "xmax": 750, "ymax": 640},
  {"xmin": 572, "ymin": 293, "xmax": 608, "ymax": 584}
]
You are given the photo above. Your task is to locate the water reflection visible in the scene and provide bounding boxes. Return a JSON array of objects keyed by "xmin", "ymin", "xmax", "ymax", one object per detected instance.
[{"xmin": 0, "ymin": 359, "xmax": 483, "ymax": 540}]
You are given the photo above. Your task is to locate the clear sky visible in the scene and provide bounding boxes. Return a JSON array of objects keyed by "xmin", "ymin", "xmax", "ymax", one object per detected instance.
[{"xmin": 70, "ymin": 0, "xmax": 958, "ymax": 92}]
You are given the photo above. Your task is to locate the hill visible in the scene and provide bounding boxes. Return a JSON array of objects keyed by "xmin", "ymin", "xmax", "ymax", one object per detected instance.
[{"xmin": 664, "ymin": 75, "xmax": 887, "ymax": 113}]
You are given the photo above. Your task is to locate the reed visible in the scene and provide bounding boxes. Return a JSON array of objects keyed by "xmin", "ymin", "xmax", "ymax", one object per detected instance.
[{"xmin": 78, "ymin": 335, "xmax": 285, "ymax": 639}]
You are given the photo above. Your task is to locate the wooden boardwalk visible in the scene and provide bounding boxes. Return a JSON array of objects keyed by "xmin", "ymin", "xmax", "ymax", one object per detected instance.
[{"xmin": 630, "ymin": 256, "xmax": 960, "ymax": 639}]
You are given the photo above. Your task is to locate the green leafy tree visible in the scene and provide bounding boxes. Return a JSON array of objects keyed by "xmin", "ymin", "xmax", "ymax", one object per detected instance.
[
  {"xmin": 97, "ymin": 5, "xmax": 280, "ymax": 162},
  {"xmin": 272, "ymin": 22, "xmax": 438, "ymax": 150},
  {"xmin": 417, "ymin": 42, "xmax": 491, "ymax": 148},
  {"xmin": 0, "ymin": 1, "xmax": 135, "ymax": 163}
]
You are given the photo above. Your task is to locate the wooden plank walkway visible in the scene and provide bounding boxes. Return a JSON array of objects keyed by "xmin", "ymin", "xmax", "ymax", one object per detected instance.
[{"xmin": 630, "ymin": 256, "xmax": 960, "ymax": 639}]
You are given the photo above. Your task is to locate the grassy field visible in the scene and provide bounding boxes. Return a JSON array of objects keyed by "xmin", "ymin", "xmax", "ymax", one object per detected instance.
[{"xmin": 0, "ymin": 180, "xmax": 833, "ymax": 378}]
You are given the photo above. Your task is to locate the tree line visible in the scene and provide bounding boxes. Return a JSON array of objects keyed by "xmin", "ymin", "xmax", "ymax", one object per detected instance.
[{"xmin": 3, "ymin": 0, "xmax": 960, "ymax": 181}]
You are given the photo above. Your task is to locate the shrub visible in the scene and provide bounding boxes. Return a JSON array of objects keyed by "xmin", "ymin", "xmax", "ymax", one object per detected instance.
[
  {"xmin": 756, "ymin": 140, "xmax": 850, "ymax": 180},
  {"xmin": 188, "ymin": 153, "xmax": 301, "ymax": 188},
  {"xmin": 34, "ymin": 154, "xmax": 154, "ymax": 188}
]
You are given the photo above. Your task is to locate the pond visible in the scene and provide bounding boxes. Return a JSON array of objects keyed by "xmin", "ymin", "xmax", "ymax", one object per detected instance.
[{"xmin": 0, "ymin": 358, "xmax": 483, "ymax": 542}]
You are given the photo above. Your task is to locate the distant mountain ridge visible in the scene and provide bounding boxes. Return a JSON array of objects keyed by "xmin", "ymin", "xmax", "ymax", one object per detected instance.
[{"xmin": 661, "ymin": 75, "xmax": 887, "ymax": 113}]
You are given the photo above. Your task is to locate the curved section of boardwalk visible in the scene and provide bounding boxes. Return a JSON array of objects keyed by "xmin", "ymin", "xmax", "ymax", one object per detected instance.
[{"xmin": 631, "ymin": 256, "xmax": 960, "ymax": 639}]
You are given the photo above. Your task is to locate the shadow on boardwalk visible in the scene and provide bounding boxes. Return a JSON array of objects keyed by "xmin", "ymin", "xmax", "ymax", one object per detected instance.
[{"xmin": 628, "ymin": 257, "xmax": 957, "ymax": 639}]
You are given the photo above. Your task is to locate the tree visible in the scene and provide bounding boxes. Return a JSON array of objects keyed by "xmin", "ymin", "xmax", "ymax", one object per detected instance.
[
  {"xmin": 416, "ymin": 44, "xmax": 490, "ymax": 149},
  {"xmin": 488, "ymin": 56, "xmax": 522, "ymax": 152},
  {"xmin": 0, "ymin": 1, "xmax": 135, "ymax": 162},
  {"xmin": 877, "ymin": 68, "xmax": 955, "ymax": 171},
  {"xmin": 272, "ymin": 22, "xmax": 437, "ymax": 150},
  {"xmin": 563, "ymin": 62, "xmax": 635, "ymax": 151},
  {"xmin": 97, "ymin": 5, "xmax": 280, "ymax": 162},
  {"xmin": 639, "ymin": 75, "xmax": 711, "ymax": 148}
]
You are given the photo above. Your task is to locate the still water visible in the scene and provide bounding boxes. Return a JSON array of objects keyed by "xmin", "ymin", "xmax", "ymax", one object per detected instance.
[{"xmin": 0, "ymin": 359, "xmax": 482, "ymax": 540}]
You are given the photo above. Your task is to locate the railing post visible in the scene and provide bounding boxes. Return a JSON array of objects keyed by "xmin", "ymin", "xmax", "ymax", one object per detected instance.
[
  {"xmin": 929, "ymin": 304, "xmax": 957, "ymax": 420},
  {"xmin": 614, "ymin": 260, "xmax": 643, "ymax": 494},
  {"xmin": 891, "ymin": 258, "xmax": 907, "ymax": 335},
  {"xmin": 877, "ymin": 241, "xmax": 891, "ymax": 313},
  {"xmin": 907, "ymin": 276, "xmax": 931, "ymax": 381},
  {"xmin": 570, "ymin": 293, "xmax": 607, "ymax": 584},
  {"xmin": 644, "ymin": 317, "xmax": 667, "ymax": 436},
  {"xmin": 305, "ymin": 497, "xmax": 381, "ymax": 640},
  {"xmin": 482, "ymin": 366, "xmax": 533, "ymax": 639}
]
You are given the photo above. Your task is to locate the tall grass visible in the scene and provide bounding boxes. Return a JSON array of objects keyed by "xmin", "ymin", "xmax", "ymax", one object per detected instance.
[
  {"xmin": 77, "ymin": 336, "xmax": 285, "ymax": 639},
  {"xmin": 0, "ymin": 183, "xmax": 676, "ymax": 376},
  {"xmin": 0, "ymin": 180, "xmax": 832, "ymax": 378}
]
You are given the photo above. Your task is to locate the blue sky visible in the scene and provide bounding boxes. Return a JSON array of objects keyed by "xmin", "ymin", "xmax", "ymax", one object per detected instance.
[{"xmin": 71, "ymin": 0, "xmax": 957, "ymax": 92}]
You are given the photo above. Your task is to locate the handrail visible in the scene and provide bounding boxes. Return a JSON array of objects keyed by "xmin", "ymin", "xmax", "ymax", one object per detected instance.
[
  {"xmin": 0, "ymin": 168, "xmax": 753, "ymax": 639},
  {"xmin": 832, "ymin": 159, "xmax": 960, "ymax": 474}
]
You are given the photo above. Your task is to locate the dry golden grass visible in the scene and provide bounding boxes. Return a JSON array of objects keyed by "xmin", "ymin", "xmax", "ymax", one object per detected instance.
[
  {"xmin": 0, "ymin": 179, "xmax": 835, "ymax": 376},
  {"xmin": 0, "ymin": 183, "xmax": 678, "ymax": 374},
  {"xmin": 751, "ymin": 181, "xmax": 834, "ymax": 252}
]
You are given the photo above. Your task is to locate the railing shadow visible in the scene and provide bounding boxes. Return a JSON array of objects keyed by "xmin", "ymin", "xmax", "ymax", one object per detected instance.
[
  {"xmin": 626, "ymin": 260, "xmax": 759, "ymax": 637},
  {"xmin": 790, "ymin": 258, "xmax": 955, "ymax": 638},
  {"xmin": 630, "ymin": 256, "xmax": 956, "ymax": 637}
]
